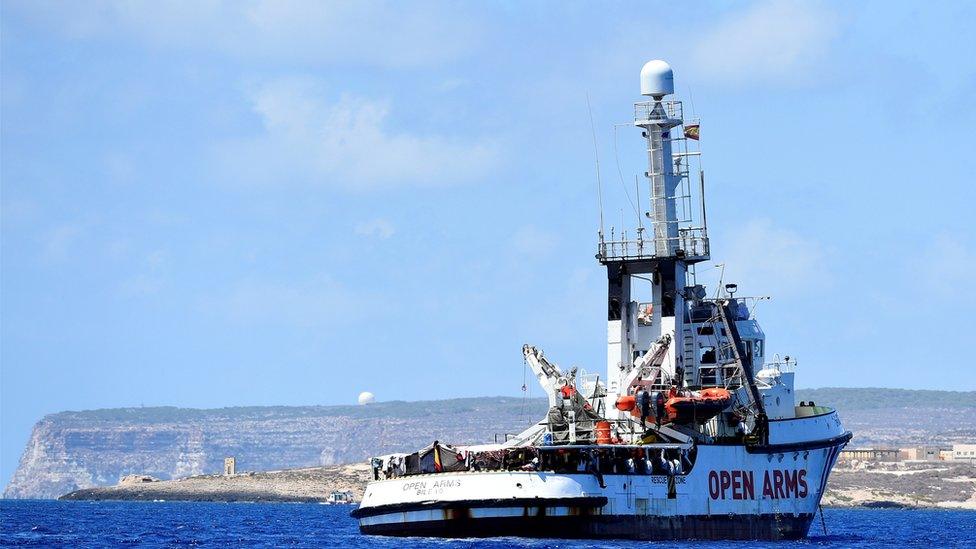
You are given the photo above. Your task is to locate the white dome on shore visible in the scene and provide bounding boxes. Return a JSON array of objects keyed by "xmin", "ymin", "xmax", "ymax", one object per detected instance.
[{"xmin": 357, "ymin": 391, "xmax": 375, "ymax": 405}]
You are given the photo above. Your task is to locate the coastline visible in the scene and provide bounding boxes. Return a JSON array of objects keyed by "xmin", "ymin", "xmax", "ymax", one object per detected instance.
[
  {"xmin": 56, "ymin": 460, "xmax": 975, "ymax": 510},
  {"xmin": 58, "ymin": 464, "xmax": 370, "ymax": 504},
  {"xmin": 822, "ymin": 460, "xmax": 976, "ymax": 510}
]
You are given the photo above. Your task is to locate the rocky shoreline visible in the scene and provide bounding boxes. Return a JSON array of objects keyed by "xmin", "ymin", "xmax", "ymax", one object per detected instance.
[
  {"xmin": 59, "ymin": 464, "xmax": 371, "ymax": 503},
  {"xmin": 822, "ymin": 460, "xmax": 976, "ymax": 510},
  {"xmin": 58, "ymin": 460, "xmax": 975, "ymax": 510}
]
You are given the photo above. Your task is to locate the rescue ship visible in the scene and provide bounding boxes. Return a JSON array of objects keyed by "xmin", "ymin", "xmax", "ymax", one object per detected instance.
[{"xmin": 351, "ymin": 60, "xmax": 852, "ymax": 540}]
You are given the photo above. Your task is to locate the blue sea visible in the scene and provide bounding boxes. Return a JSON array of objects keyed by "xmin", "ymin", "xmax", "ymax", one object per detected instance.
[{"xmin": 1, "ymin": 501, "xmax": 973, "ymax": 547}]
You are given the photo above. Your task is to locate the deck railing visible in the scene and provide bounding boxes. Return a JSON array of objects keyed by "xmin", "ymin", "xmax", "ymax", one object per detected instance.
[
  {"xmin": 597, "ymin": 227, "xmax": 709, "ymax": 263},
  {"xmin": 634, "ymin": 100, "xmax": 683, "ymax": 123}
]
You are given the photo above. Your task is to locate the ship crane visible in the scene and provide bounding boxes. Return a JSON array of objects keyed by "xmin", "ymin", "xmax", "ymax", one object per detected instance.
[
  {"xmin": 715, "ymin": 300, "xmax": 769, "ymax": 444},
  {"xmin": 522, "ymin": 344, "xmax": 573, "ymax": 408},
  {"xmin": 494, "ymin": 345, "xmax": 573, "ymax": 448},
  {"xmin": 619, "ymin": 333, "xmax": 672, "ymax": 395},
  {"xmin": 521, "ymin": 344, "xmax": 605, "ymax": 445}
]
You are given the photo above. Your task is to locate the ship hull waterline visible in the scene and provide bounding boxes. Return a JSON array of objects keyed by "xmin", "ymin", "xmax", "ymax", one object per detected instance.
[
  {"xmin": 359, "ymin": 511, "xmax": 815, "ymax": 540},
  {"xmin": 353, "ymin": 432, "xmax": 850, "ymax": 540}
]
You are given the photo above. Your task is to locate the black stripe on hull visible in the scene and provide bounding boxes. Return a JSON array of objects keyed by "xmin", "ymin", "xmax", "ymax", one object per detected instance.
[
  {"xmin": 745, "ymin": 432, "xmax": 853, "ymax": 454},
  {"xmin": 360, "ymin": 512, "xmax": 815, "ymax": 541},
  {"xmin": 351, "ymin": 496, "xmax": 607, "ymax": 519}
]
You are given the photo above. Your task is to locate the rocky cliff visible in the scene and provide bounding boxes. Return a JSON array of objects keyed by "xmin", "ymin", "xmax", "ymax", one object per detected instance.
[
  {"xmin": 6, "ymin": 389, "xmax": 975, "ymax": 499},
  {"xmin": 4, "ymin": 397, "xmax": 546, "ymax": 499}
]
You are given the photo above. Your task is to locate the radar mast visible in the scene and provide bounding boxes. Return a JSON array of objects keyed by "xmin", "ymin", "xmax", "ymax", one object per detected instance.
[{"xmin": 597, "ymin": 60, "xmax": 710, "ymax": 421}]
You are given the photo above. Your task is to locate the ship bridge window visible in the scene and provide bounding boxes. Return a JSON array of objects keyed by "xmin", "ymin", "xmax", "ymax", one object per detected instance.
[
  {"xmin": 700, "ymin": 346, "xmax": 716, "ymax": 364},
  {"xmin": 637, "ymin": 303, "xmax": 654, "ymax": 326},
  {"xmin": 697, "ymin": 325, "xmax": 714, "ymax": 336},
  {"xmin": 754, "ymin": 339, "xmax": 763, "ymax": 357}
]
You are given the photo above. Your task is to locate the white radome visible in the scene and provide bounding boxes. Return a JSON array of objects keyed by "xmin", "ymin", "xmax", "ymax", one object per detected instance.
[
  {"xmin": 640, "ymin": 59, "xmax": 674, "ymax": 98},
  {"xmin": 358, "ymin": 391, "xmax": 375, "ymax": 405}
]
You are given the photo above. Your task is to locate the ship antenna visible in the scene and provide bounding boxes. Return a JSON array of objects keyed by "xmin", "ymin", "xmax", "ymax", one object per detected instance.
[
  {"xmin": 587, "ymin": 94, "xmax": 606, "ymax": 237},
  {"xmin": 714, "ymin": 263, "xmax": 726, "ymax": 298},
  {"xmin": 519, "ymin": 354, "xmax": 528, "ymax": 422},
  {"xmin": 635, "ymin": 175, "xmax": 644, "ymax": 231},
  {"xmin": 612, "ymin": 123, "xmax": 640, "ymax": 223}
]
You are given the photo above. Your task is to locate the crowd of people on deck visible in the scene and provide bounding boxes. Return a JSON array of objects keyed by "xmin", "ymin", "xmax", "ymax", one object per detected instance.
[{"xmin": 372, "ymin": 443, "xmax": 694, "ymax": 481}]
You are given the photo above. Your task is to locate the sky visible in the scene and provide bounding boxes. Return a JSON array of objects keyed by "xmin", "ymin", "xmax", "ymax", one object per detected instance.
[{"xmin": 2, "ymin": 1, "xmax": 975, "ymax": 485}]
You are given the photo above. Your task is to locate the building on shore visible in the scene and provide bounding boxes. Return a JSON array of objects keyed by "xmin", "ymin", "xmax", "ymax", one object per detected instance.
[
  {"xmin": 839, "ymin": 448, "xmax": 900, "ymax": 462},
  {"xmin": 224, "ymin": 457, "xmax": 236, "ymax": 476},
  {"xmin": 900, "ymin": 446, "xmax": 945, "ymax": 461},
  {"xmin": 841, "ymin": 444, "xmax": 975, "ymax": 464},
  {"xmin": 951, "ymin": 444, "xmax": 976, "ymax": 464}
]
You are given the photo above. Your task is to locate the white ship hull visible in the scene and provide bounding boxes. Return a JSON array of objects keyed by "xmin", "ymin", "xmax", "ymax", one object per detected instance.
[{"xmin": 354, "ymin": 413, "xmax": 850, "ymax": 540}]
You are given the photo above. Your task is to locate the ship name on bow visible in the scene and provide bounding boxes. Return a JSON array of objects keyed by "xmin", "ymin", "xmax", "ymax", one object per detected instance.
[
  {"xmin": 401, "ymin": 478, "xmax": 462, "ymax": 496},
  {"xmin": 708, "ymin": 469, "xmax": 808, "ymax": 500}
]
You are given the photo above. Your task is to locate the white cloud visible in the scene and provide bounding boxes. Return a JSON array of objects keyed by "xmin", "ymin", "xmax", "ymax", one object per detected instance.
[
  {"xmin": 691, "ymin": 1, "xmax": 839, "ymax": 85},
  {"xmin": 114, "ymin": 249, "xmax": 169, "ymax": 298},
  {"xmin": 41, "ymin": 224, "xmax": 85, "ymax": 262},
  {"xmin": 355, "ymin": 218, "xmax": 395, "ymax": 239},
  {"xmin": 713, "ymin": 218, "xmax": 830, "ymax": 298},
  {"xmin": 15, "ymin": 0, "xmax": 479, "ymax": 69},
  {"xmin": 2, "ymin": 198, "xmax": 38, "ymax": 227},
  {"xmin": 145, "ymin": 249, "xmax": 167, "ymax": 268},
  {"xmin": 118, "ymin": 274, "xmax": 165, "ymax": 298},
  {"xmin": 199, "ymin": 275, "xmax": 367, "ymax": 328},
  {"xmin": 919, "ymin": 234, "xmax": 976, "ymax": 300},
  {"xmin": 217, "ymin": 78, "xmax": 496, "ymax": 189},
  {"xmin": 104, "ymin": 152, "xmax": 136, "ymax": 185},
  {"xmin": 512, "ymin": 225, "xmax": 558, "ymax": 256}
]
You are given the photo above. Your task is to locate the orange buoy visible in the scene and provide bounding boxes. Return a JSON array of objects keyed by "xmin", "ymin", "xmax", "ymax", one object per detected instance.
[
  {"xmin": 595, "ymin": 421, "xmax": 612, "ymax": 444},
  {"xmin": 615, "ymin": 395, "xmax": 636, "ymax": 411}
]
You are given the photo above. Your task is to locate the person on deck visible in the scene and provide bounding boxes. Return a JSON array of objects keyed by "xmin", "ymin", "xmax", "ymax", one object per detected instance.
[
  {"xmin": 655, "ymin": 391, "xmax": 667, "ymax": 425},
  {"xmin": 636, "ymin": 387, "xmax": 651, "ymax": 429}
]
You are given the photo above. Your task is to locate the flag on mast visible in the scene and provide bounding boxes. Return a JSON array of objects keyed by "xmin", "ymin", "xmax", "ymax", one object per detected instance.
[{"xmin": 684, "ymin": 123, "xmax": 700, "ymax": 140}]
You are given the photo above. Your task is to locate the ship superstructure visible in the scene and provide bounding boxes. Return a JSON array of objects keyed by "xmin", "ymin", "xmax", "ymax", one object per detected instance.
[{"xmin": 351, "ymin": 60, "xmax": 851, "ymax": 541}]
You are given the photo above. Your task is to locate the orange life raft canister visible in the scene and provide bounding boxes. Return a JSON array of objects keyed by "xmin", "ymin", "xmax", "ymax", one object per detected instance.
[
  {"xmin": 665, "ymin": 387, "xmax": 732, "ymax": 424},
  {"xmin": 615, "ymin": 395, "xmax": 636, "ymax": 411}
]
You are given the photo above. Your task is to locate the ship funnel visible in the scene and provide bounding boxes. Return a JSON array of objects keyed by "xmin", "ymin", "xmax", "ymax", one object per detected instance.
[{"xmin": 640, "ymin": 60, "xmax": 674, "ymax": 98}]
